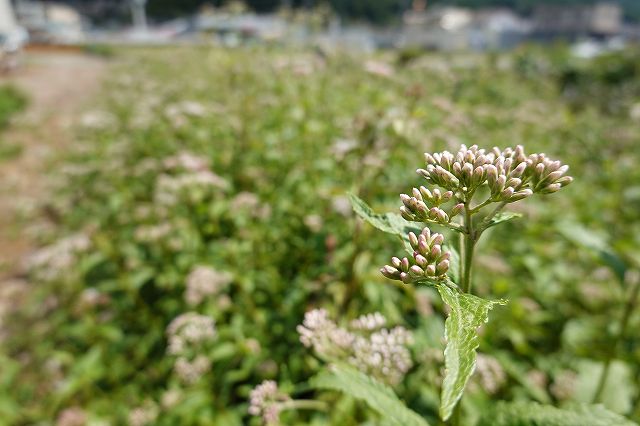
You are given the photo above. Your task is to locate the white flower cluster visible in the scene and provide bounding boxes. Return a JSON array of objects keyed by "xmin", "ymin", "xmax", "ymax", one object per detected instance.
[
  {"xmin": 230, "ymin": 191, "xmax": 272, "ymax": 219},
  {"xmin": 297, "ymin": 309, "xmax": 354, "ymax": 358},
  {"xmin": 248, "ymin": 380, "xmax": 290, "ymax": 425},
  {"xmin": 350, "ymin": 326, "xmax": 414, "ymax": 385},
  {"xmin": 55, "ymin": 407, "xmax": 87, "ymax": 426},
  {"xmin": 350, "ymin": 312, "xmax": 386, "ymax": 330},
  {"xmin": 298, "ymin": 309, "xmax": 413, "ymax": 385},
  {"xmin": 163, "ymin": 151, "xmax": 209, "ymax": 172},
  {"xmin": 165, "ymin": 101, "xmax": 207, "ymax": 128},
  {"xmin": 154, "ymin": 170, "xmax": 227, "ymax": 206},
  {"xmin": 174, "ymin": 355, "xmax": 211, "ymax": 385},
  {"xmin": 474, "ymin": 354, "xmax": 506, "ymax": 395},
  {"xmin": 166, "ymin": 313, "xmax": 216, "ymax": 355},
  {"xmin": 166, "ymin": 313, "xmax": 216, "ymax": 384},
  {"xmin": 128, "ymin": 400, "xmax": 159, "ymax": 426},
  {"xmin": 185, "ymin": 266, "xmax": 232, "ymax": 306},
  {"xmin": 26, "ymin": 233, "xmax": 91, "ymax": 282}
]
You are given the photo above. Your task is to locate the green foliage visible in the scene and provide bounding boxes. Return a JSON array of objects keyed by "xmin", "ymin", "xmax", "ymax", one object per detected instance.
[
  {"xmin": 436, "ymin": 284, "xmax": 506, "ymax": 420},
  {"xmin": 1, "ymin": 45, "xmax": 640, "ymax": 424},
  {"xmin": 0, "ymin": 85, "xmax": 27, "ymax": 130},
  {"xmin": 478, "ymin": 401, "xmax": 638, "ymax": 426},
  {"xmin": 311, "ymin": 363, "xmax": 430, "ymax": 426}
]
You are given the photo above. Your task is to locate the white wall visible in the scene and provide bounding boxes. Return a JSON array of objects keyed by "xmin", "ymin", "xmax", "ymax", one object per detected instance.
[{"xmin": 0, "ymin": 0, "xmax": 18, "ymax": 34}]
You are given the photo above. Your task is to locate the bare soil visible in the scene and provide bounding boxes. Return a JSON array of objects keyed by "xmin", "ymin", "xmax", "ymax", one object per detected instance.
[{"xmin": 0, "ymin": 51, "xmax": 108, "ymax": 280}]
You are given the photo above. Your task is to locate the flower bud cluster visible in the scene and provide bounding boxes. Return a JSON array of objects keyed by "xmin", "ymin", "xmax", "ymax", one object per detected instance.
[
  {"xmin": 298, "ymin": 309, "xmax": 413, "ymax": 385},
  {"xmin": 184, "ymin": 266, "xmax": 232, "ymax": 306},
  {"xmin": 166, "ymin": 313, "xmax": 216, "ymax": 355},
  {"xmin": 380, "ymin": 227, "xmax": 450, "ymax": 284},
  {"xmin": 248, "ymin": 380, "xmax": 291, "ymax": 425},
  {"xmin": 412, "ymin": 144, "xmax": 572, "ymax": 204},
  {"xmin": 399, "ymin": 187, "xmax": 463, "ymax": 224}
]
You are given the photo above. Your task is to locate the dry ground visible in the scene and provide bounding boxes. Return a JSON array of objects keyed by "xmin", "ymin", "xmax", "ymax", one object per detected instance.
[{"xmin": 0, "ymin": 50, "xmax": 108, "ymax": 280}]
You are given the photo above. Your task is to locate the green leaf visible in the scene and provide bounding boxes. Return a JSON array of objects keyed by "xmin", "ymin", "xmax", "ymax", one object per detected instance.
[
  {"xmin": 484, "ymin": 212, "xmax": 522, "ymax": 230},
  {"xmin": 557, "ymin": 221, "xmax": 627, "ymax": 284},
  {"xmin": 436, "ymin": 284, "xmax": 506, "ymax": 420},
  {"xmin": 477, "ymin": 401, "xmax": 638, "ymax": 426},
  {"xmin": 311, "ymin": 363, "xmax": 430, "ymax": 426},
  {"xmin": 573, "ymin": 360, "xmax": 635, "ymax": 415},
  {"xmin": 348, "ymin": 194, "xmax": 462, "ymax": 245},
  {"xmin": 349, "ymin": 193, "xmax": 420, "ymax": 237}
]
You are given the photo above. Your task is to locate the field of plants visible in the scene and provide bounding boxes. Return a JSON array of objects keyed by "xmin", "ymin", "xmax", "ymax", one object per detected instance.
[{"xmin": 1, "ymin": 45, "xmax": 639, "ymax": 425}]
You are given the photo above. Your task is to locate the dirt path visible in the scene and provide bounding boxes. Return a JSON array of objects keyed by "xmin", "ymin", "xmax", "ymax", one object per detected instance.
[{"xmin": 0, "ymin": 51, "xmax": 108, "ymax": 280}]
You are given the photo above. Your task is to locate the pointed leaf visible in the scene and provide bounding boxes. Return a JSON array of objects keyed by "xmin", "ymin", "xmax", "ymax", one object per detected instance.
[
  {"xmin": 436, "ymin": 284, "xmax": 506, "ymax": 420},
  {"xmin": 485, "ymin": 212, "xmax": 522, "ymax": 230},
  {"xmin": 311, "ymin": 363, "xmax": 430, "ymax": 426}
]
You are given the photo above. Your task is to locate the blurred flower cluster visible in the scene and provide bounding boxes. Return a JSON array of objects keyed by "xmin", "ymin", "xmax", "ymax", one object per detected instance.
[
  {"xmin": 298, "ymin": 309, "xmax": 413, "ymax": 385},
  {"xmin": 166, "ymin": 313, "xmax": 217, "ymax": 384},
  {"xmin": 248, "ymin": 380, "xmax": 291, "ymax": 425}
]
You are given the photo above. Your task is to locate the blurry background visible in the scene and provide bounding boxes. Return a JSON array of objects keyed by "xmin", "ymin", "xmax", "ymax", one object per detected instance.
[{"xmin": 0, "ymin": 0, "xmax": 639, "ymax": 425}]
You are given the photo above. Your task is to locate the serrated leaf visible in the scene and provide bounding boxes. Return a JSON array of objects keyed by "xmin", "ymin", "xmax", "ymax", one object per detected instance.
[
  {"xmin": 477, "ymin": 401, "xmax": 638, "ymax": 426},
  {"xmin": 485, "ymin": 212, "xmax": 522, "ymax": 229},
  {"xmin": 436, "ymin": 284, "xmax": 506, "ymax": 420},
  {"xmin": 311, "ymin": 363, "xmax": 430, "ymax": 426},
  {"xmin": 349, "ymin": 193, "xmax": 420, "ymax": 237}
]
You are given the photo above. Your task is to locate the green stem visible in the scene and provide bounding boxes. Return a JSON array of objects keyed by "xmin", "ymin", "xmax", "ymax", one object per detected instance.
[
  {"xmin": 281, "ymin": 399, "xmax": 329, "ymax": 411},
  {"xmin": 461, "ymin": 204, "xmax": 476, "ymax": 293},
  {"xmin": 592, "ymin": 271, "xmax": 640, "ymax": 403}
]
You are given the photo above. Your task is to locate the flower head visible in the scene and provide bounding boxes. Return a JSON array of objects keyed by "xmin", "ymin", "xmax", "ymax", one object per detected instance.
[
  {"xmin": 248, "ymin": 380, "xmax": 291, "ymax": 425},
  {"xmin": 166, "ymin": 313, "xmax": 216, "ymax": 355},
  {"xmin": 184, "ymin": 266, "xmax": 232, "ymax": 306}
]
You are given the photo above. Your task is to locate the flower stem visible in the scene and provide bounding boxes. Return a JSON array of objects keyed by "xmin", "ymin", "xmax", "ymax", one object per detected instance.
[
  {"xmin": 592, "ymin": 271, "xmax": 640, "ymax": 403},
  {"xmin": 461, "ymin": 204, "xmax": 476, "ymax": 293}
]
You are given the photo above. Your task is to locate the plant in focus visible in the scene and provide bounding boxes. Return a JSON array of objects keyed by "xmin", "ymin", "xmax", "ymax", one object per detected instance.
[{"xmin": 348, "ymin": 144, "xmax": 583, "ymax": 424}]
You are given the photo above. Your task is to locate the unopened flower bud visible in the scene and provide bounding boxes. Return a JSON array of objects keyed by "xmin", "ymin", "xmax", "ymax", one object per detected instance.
[
  {"xmin": 400, "ymin": 257, "xmax": 410, "ymax": 272},
  {"xmin": 555, "ymin": 176, "xmax": 573, "ymax": 186},
  {"xmin": 419, "ymin": 186, "xmax": 432, "ymax": 200},
  {"xmin": 408, "ymin": 233, "xmax": 418, "ymax": 249},
  {"xmin": 431, "ymin": 233, "xmax": 444, "ymax": 246},
  {"xmin": 425, "ymin": 265, "xmax": 436, "ymax": 276},
  {"xmin": 409, "ymin": 188, "xmax": 420, "ymax": 201},
  {"xmin": 430, "ymin": 245, "xmax": 442, "ymax": 260},
  {"xmin": 391, "ymin": 257, "xmax": 402, "ymax": 268},
  {"xmin": 541, "ymin": 183, "xmax": 561, "ymax": 194},
  {"xmin": 400, "ymin": 207, "xmax": 413, "ymax": 221},
  {"xmin": 410, "ymin": 265, "xmax": 424, "ymax": 276},
  {"xmin": 501, "ymin": 187, "xmax": 515, "ymax": 199},
  {"xmin": 400, "ymin": 194, "xmax": 412, "ymax": 208},
  {"xmin": 381, "ymin": 266, "xmax": 399, "ymax": 279},
  {"xmin": 450, "ymin": 203, "xmax": 464, "ymax": 217},
  {"xmin": 509, "ymin": 189, "xmax": 533, "ymax": 202},
  {"xmin": 400, "ymin": 272, "xmax": 411, "ymax": 284},
  {"xmin": 436, "ymin": 259, "xmax": 450, "ymax": 275},
  {"xmin": 510, "ymin": 162, "xmax": 527, "ymax": 178}
]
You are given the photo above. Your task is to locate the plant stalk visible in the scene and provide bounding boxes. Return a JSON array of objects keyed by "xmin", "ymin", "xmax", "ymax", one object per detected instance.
[{"xmin": 592, "ymin": 271, "xmax": 640, "ymax": 403}]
